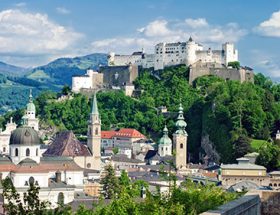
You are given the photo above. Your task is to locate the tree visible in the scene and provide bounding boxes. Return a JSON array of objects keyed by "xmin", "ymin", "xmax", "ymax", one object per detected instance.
[
  {"xmin": 233, "ymin": 135, "xmax": 252, "ymax": 159},
  {"xmin": 256, "ymin": 142, "xmax": 280, "ymax": 171},
  {"xmin": 228, "ymin": 61, "xmax": 240, "ymax": 69},
  {"xmin": 2, "ymin": 177, "xmax": 49, "ymax": 215},
  {"xmin": 100, "ymin": 164, "xmax": 119, "ymax": 199},
  {"xmin": 61, "ymin": 85, "xmax": 72, "ymax": 95}
]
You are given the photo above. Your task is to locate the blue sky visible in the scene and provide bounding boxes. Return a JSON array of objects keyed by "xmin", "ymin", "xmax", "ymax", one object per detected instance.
[{"xmin": 0, "ymin": 0, "xmax": 280, "ymax": 80}]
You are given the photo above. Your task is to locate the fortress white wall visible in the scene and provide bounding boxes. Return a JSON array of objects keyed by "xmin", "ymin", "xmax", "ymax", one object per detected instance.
[{"xmin": 107, "ymin": 39, "xmax": 238, "ymax": 71}]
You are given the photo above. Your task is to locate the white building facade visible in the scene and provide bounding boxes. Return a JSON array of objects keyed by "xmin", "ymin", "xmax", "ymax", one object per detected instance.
[
  {"xmin": 72, "ymin": 69, "xmax": 104, "ymax": 93},
  {"xmin": 108, "ymin": 37, "xmax": 238, "ymax": 71}
]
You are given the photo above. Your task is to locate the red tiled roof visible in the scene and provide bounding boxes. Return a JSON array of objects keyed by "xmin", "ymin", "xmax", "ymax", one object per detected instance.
[
  {"xmin": 101, "ymin": 129, "xmax": 146, "ymax": 139},
  {"xmin": 101, "ymin": 131, "xmax": 116, "ymax": 139},
  {"xmin": 114, "ymin": 129, "xmax": 145, "ymax": 138}
]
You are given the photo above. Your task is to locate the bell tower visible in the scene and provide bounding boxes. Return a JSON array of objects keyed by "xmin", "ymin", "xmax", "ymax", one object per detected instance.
[
  {"xmin": 87, "ymin": 92, "xmax": 101, "ymax": 158},
  {"xmin": 173, "ymin": 103, "xmax": 188, "ymax": 169}
]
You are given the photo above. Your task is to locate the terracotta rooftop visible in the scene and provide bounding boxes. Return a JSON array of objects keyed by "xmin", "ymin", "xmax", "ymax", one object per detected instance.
[
  {"xmin": 101, "ymin": 131, "xmax": 116, "ymax": 139},
  {"xmin": 114, "ymin": 128, "xmax": 145, "ymax": 138},
  {"xmin": 101, "ymin": 128, "xmax": 146, "ymax": 139},
  {"xmin": 43, "ymin": 131, "xmax": 91, "ymax": 157}
]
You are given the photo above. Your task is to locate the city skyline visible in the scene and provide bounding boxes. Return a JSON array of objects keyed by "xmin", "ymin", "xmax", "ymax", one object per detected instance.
[{"xmin": 0, "ymin": 0, "xmax": 279, "ymax": 80}]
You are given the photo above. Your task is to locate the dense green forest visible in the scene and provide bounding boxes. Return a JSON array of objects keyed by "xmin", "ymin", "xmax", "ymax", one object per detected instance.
[{"xmin": 1, "ymin": 65, "xmax": 280, "ymax": 165}]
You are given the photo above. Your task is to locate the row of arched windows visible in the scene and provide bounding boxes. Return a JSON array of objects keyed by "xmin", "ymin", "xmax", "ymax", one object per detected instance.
[{"xmin": 14, "ymin": 148, "xmax": 39, "ymax": 157}]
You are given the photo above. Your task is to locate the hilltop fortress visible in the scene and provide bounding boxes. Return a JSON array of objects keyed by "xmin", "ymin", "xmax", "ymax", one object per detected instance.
[
  {"xmin": 72, "ymin": 37, "xmax": 254, "ymax": 94},
  {"xmin": 108, "ymin": 37, "xmax": 238, "ymax": 70}
]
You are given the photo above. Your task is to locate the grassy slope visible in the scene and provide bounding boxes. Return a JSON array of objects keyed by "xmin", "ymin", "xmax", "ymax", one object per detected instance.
[{"xmin": 250, "ymin": 139, "xmax": 267, "ymax": 151}]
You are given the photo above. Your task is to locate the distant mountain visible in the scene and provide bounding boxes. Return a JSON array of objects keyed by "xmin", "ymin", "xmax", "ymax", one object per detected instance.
[
  {"xmin": 0, "ymin": 61, "xmax": 28, "ymax": 76},
  {"xmin": 26, "ymin": 53, "xmax": 108, "ymax": 86},
  {"xmin": 0, "ymin": 53, "xmax": 107, "ymax": 114}
]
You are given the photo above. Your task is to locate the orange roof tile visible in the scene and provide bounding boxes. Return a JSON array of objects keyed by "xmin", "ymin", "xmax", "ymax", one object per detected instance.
[
  {"xmin": 115, "ymin": 129, "xmax": 145, "ymax": 138},
  {"xmin": 101, "ymin": 131, "xmax": 116, "ymax": 139}
]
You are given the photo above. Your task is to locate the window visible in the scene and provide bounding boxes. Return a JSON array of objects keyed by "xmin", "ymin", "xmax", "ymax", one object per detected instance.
[
  {"xmin": 29, "ymin": 177, "xmax": 35, "ymax": 186},
  {"xmin": 95, "ymin": 128, "xmax": 98, "ymax": 135},
  {"xmin": 26, "ymin": 148, "xmax": 30, "ymax": 156},
  {"xmin": 15, "ymin": 148, "xmax": 18, "ymax": 157},
  {"xmin": 180, "ymin": 143, "xmax": 183, "ymax": 149},
  {"xmin": 166, "ymin": 147, "xmax": 168, "ymax": 151},
  {"xmin": 36, "ymin": 148, "xmax": 38, "ymax": 156},
  {"xmin": 87, "ymin": 163, "xmax": 91, "ymax": 168},
  {"xmin": 57, "ymin": 192, "xmax": 64, "ymax": 205},
  {"xmin": 3, "ymin": 147, "xmax": 6, "ymax": 153}
]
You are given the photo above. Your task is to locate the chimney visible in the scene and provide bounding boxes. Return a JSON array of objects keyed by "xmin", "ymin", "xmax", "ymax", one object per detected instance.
[{"xmin": 55, "ymin": 171, "xmax": 62, "ymax": 183}]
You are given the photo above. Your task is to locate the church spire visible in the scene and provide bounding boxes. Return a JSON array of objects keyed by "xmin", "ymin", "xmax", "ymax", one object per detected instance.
[
  {"xmin": 175, "ymin": 102, "xmax": 187, "ymax": 134},
  {"xmin": 29, "ymin": 89, "xmax": 33, "ymax": 103},
  {"xmin": 91, "ymin": 92, "xmax": 99, "ymax": 115}
]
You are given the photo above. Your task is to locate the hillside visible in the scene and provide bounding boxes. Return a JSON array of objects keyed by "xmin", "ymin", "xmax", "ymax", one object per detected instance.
[
  {"xmin": 0, "ymin": 61, "xmax": 28, "ymax": 76},
  {"xmin": 26, "ymin": 53, "xmax": 107, "ymax": 86},
  {"xmin": 0, "ymin": 53, "xmax": 107, "ymax": 114},
  {"xmin": 2, "ymin": 65, "xmax": 280, "ymax": 164}
]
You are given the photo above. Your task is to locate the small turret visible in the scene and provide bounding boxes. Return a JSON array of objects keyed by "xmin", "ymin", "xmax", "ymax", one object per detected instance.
[{"xmin": 158, "ymin": 125, "xmax": 172, "ymax": 157}]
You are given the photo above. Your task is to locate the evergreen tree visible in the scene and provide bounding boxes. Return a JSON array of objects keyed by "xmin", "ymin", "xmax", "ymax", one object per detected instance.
[
  {"xmin": 233, "ymin": 135, "xmax": 252, "ymax": 158},
  {"xmin": 100, "ymin": 164, "xmax": 119, "ymax": 199}
]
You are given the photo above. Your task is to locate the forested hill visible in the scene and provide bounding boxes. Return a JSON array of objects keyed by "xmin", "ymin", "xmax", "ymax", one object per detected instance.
[
  {"xmin": 2, "ymin": 65, "xmax": 280, "ymax": 165},
  {"xmin": 0, "ymin": 53, "xmax": 107, "ymax": 114}
]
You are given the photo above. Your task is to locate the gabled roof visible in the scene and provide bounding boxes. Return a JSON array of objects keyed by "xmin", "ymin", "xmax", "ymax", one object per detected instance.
[{"xmin": 43, "ymin": 131, "xmax": 91, "ymax": 157}]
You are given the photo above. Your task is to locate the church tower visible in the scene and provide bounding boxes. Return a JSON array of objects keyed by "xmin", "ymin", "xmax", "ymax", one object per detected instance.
[
  {"xmin": 158, "ymin": 125, "xmax": 172, "ymax": 157},
  {"xmin": 87, "ymin": 93, "xmax": 101, "ymax": 159},
  {"xmin": 24, "ymin": 89, "xmax": 39, "ymax": 131},
  {"xmin": 173, "ymin": 103, "xmax": 188, "ymax": 169}
]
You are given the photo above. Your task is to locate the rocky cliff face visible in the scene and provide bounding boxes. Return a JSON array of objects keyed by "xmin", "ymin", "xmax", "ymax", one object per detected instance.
[{"xmin": 201, "ymin": 134, "xmax": 220, "ymax": 163}]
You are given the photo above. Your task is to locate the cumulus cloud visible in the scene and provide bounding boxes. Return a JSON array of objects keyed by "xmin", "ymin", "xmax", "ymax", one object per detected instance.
[
  {"xmin": 56, "ymin": 7, "xmax": 71, "ymax": 15},
  {"xmin": 255, "ymin": 10, "xmax": 280, "ymax": 37},
  {"xmin": 0, "ymin": 9, "xmax": 82, "ymax": 65},
  {"xmin": 91, "ymin": 18, "xmax": 247, "ymax": 54}
]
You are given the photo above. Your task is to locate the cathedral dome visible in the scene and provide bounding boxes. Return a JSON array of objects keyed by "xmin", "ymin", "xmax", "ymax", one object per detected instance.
[
  {"xmin": 159, "ymin": 125, "xmax": 172, "ymax": 145},
  {"xmin": 10, "ymin": 126, "xmax": 40, "ymax": 145},
  {"xmin": 159, "ymin": 135, "xmax": 172, "ymax": 145},
  {"xmin": 26, "ymin": 102, "xmax": 36, "ymax": 112}
]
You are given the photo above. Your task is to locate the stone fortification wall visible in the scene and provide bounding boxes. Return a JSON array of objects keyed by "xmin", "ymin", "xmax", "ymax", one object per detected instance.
[
  {"xmin": 99, "ymin": 65, "xmax": 138, "ymax": 87},
  {"xmin": 189, "ymin": 61, "xmax": 254, "ymax": 84}
]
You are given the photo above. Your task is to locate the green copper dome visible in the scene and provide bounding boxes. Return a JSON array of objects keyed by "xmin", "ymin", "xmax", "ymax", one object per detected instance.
[
  {"xmin": 175, "ymin": 103, "xmax": 187, "ymax": 135},
  {"xmin": 27, "ymin": 102, "xmax": 36, "ymax": 112},
  {"xmin": 26, "ymin": 89, "xmax": 35, "ymax": 112},
  {"xmin": 10, "ymin": 126, "xmax": 40, "ymax": 145},
  {"xmin": 159, "ymin": 125, "xmax": 172, "ymax": 145}
]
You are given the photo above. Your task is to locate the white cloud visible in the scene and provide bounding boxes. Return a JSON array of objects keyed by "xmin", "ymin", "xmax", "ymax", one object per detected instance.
[
  {"xmin": 56, "ymin": 7, "xmax": 71, "ymax": 15},
  {"xmin": 14, "ymin": 2, "xmax": 26, "ymax": 7},
  {"xmin": 255, "ymin": 10, "xmax": 280, "ymax": 37},
  {"xmin": 185, "ymin": 18, "xmax": 208, "ymax": 28},
  {"xmin": 0, "ymin": 9, "xmax": 83, "ymax": 66},
  {"xmin": 258, "ymin": 60, "xmax": 280, "ymax": 78},
  {"xmin": 91, "ymin": 18, "xmax": 247, "ymax": 54}
]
